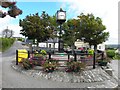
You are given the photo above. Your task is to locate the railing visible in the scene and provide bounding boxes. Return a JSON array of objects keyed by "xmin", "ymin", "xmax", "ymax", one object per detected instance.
[
  {"xmin": 16, "ymin": 50, "xmax": 104, "ymax": 69},
  {"xmin": 47, "ymin": 52, "xmax": 96, "ymax": 68}
]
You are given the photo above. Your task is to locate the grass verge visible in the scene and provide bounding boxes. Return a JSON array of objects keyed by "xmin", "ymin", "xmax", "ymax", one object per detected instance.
[{"xmin": 0, "ymin": 38, "xmax": 15, "ymax": 52}]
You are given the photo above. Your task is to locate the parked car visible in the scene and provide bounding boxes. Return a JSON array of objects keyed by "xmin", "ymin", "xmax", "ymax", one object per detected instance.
[{"xmin": 22, "ymin": 42, "xmax": 26, "ymax": 45}]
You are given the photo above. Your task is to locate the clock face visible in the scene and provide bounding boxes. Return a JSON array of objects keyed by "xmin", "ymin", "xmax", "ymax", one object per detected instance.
[{"xmin": 57, "ymin": 11, "xmax": 66, "ymax": 20}]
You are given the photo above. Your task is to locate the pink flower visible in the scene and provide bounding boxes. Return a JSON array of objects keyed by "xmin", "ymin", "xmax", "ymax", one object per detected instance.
[
  {"xmin": 67, "ymin": 59, "xmax": 71, "ymax": 62},
  {"xmin": 41, "ymin": 60, "xmax": 45, "ymax": 65}
]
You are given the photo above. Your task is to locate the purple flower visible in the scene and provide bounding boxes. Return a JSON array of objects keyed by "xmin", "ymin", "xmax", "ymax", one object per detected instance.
[{"xmin": 41, "ymin": 60, "xmax": 45, "ymax": 65}]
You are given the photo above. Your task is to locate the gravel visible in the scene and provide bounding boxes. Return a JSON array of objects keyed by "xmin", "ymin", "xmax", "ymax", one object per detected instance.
[{"xmin": 11, "ymin": 61, "xmax": 112, "ymax": 83}]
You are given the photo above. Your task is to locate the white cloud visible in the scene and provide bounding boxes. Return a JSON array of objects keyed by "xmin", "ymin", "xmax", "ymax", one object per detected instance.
[
  {"xmin": 7, "ymin": 24, "xmax": 23, "ymax": 37},
  {"xmin": 0, "ymin": 15, "xmax": 23, "ymax": 37},
  {"xmin": 61, "ymin": 0, "xmax": 119, "ymax": 44}
]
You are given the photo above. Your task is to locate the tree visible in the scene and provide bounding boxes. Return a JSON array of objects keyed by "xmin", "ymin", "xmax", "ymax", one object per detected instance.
[
  {"xmin": 77, "ymin": 13, "xmax": 109, "ymax": 51},
  {"xmin": 19, "ymin": 12, "xmax": 53, "ymax": 46},
  {"xmin": 49, "ymin": 15, "xmax": 59, "ymax": 38},
  {"xmin": 2, "ymin": 27, "xmax": 14, "ymax": 38},
  {"xmin": 0, "ymin": 0, "xmax": 22, "ymax": 18},
  {"xmin": 48, "ymin": 15, "xmax": 59, "ymax": 49},
  {"xmin": 62, "ymin": 19, "xmax": 78, "ymax": 53}
]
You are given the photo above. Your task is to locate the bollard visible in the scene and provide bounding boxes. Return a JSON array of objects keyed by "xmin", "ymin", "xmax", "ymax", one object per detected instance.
[
  {"xmin": 16, "ymin": 50, "xmax": 18, "ymax": 65},
  {"xmin": 93, "ymin": 52, "xmax": 96, "ymax": 69}
]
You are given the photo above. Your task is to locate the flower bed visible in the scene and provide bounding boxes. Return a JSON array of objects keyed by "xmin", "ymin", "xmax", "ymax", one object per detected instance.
[
  {"xmin": 19, "ymin": 49, "xmax": 87, "ymax": 73},
  {"xmin": 20, "ymin": 51, "xmax": 47, "ymax": 69},
  {"xmin": 42, "ymin": 58, "xmax": 59, "ymax": 73},
  {"xmin": 66, "ymin": 59, "xmax": 86, "ymax": 72},
  {"xmin": 21, "ymin": 58, "xmax": 34, "ymax": 70}
]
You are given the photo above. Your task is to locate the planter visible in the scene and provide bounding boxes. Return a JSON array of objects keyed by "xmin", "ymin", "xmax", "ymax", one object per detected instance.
[
  {"xmin": 1, "ymin": 2, "xmax": 16, "ymax": 8},
  {"xmin": 8, "ymin": 6, "xmax": 22, "ymax": 18},
  {"xmin": 0, "ymin": 12, "xmax": 6, "ymax": 18},
  {"xmin": 98, "ymin": 61, "xmax": 107, "ymax": 66},
  {"xmin": 45, "ymin": 68, "xmax": 54, "ymax": 73}
]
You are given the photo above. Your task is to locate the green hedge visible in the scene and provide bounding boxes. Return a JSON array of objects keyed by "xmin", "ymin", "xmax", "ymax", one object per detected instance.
[
  {"xmin": 17, "ymin": 38, "xmax": 24, "ymax": 42},
  {"xmin": 106, "ymin": 50, "xmax": 115, "ymax": 58},
  {"xmin": 0, "ymin": 38, "xmax": 15, "ymax": 52},
  {"xmin": 113, "ymin": 53, "xmax": 120, "ymax": 60}
]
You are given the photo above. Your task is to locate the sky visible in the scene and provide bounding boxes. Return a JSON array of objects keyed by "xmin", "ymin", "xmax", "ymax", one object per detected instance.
[{"xmin": 0, "ymin": 0, "xmax": 119, "ymax": 44}]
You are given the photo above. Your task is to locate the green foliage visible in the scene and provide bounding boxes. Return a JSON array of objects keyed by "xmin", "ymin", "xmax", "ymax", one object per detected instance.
[
  {"xmin": 40, "ymin": 50, "xmax": 47, "ymax": 55},
  {"xmin": 88, "ymin": 49, "xmax": 94, "ymax": 55},
  {"xmin": 62, "ymin": 19, "xmax": 78, "ymax": 47},
  {"xmin": 66, "ymin": 60, "xmax": 86, "ymax": 72},
  {"xmin": 42, "ymin": 58, "xmax": 59, "ymax": 72},
  {"xmin": 21, "ymin": 59, "xmax": 33, "ymax": 70},
  {"xmin": 49, "ymin": 15, "xmax": 59, "ymax": 38},
  {"xmin": 19, "ymin": 12, "xmax": 53, "ymax": 45},
  {"xmin": 113, "ymin": 53, "xmax": 120, "ymax": 60},
  {"xmin": 0, "ymin": 38, "xmax": 15, "ymax": 52},
  {"xmin": 106, "ymin": 50, "xmax": 115, "ymax": 58},
  {"xmin": 76, "ymin": 13, "xmax": 109, "ymax": 50},
  {"xmin": 34, "ymin": 53, "xmax": 43, "ymax": 57},
  {"xmin": 98, "ymin": 60, "xmax": 108, "ymax": 66},
  {"xmin": 33, "ymin": 53, "xmax": 45, "ymax": 65},
  {"xmin": 17, "ymin": 38, "xmax": 23, "ymax": 41},
  {"xmin": 62, "ymin": 13, "xmax": 109, "ymax": 51}
]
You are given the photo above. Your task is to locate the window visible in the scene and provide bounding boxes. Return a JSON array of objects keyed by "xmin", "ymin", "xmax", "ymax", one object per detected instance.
[
  {"xmin": 99, "ymin": 46, "xmax": 101, "ymax": 49},
  {"xmin": 49, "ymin": 44, "xmax": 51, "ymax": 48}
]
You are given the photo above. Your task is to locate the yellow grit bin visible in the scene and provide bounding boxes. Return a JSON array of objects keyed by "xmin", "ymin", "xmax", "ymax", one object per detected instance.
[{"xmin": 18, "ymin": 49, "xmax": 28, "ymax": 62}]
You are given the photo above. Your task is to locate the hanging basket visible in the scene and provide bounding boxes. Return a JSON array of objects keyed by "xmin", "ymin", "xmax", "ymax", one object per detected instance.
[
  {"xmin": 1, "ymin": 2, "xmax": 16, "ymax": 8},
  {"xmin": 2, "ymin": 13, "xmax": 6, "ymax": 18},
  {"xmin": 0, "ymin": 11, "xmax": 6, "ymax": 18},
  {"xmin": 8, "ymin": 6, "xmax": 22, "ymax": 18}
]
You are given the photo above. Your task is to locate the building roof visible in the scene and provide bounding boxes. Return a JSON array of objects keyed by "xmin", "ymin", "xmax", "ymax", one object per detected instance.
[{"xmin": 45, "ymin": 38, "xmax": 58, "ymax": 43}]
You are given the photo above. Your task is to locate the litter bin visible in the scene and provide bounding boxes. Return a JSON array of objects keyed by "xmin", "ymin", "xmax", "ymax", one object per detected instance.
[{"xmin": 17, "ymin": 49, "xmax": 28, "ymax": 62}]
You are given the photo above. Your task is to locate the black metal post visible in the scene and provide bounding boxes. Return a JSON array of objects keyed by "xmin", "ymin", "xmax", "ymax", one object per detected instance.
[
  {"xmin": 58, "ymin": 24, "xmax": 64, "ymax": 53},
  {"xmin": 16, "ymin": 50, "xmax": 18, "ymax": 65},
  {"xmin": 28, "ymin": 51, "xmax": 30, "ymax": 58},
  {"xmin": 74, "ymin": 52, "xmax": 77, "ymax": 61},
  {"xmin": 101, "ymin": 52, "xmax": 104, "ymax": 61},
  {"xmin": 93, "ymin": 52, "xmax": 96, "ymax": 69},
  {"xmin": 49, "ymin": 53, "xmax": 51, "ymax": 59},
  {"xmin": 68, "ymin": 54, "xmax": 70, "ymax": 60}
]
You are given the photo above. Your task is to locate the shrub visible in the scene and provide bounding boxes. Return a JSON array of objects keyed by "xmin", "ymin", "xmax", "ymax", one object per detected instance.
[
  {"xmin": 0, "ymin": 38, "xmax": 15, "ymax": 51},
  {"xmin": 33, "ymin": 52, "xmax": 47, "ymax": 64},
  {"xmin": 97, "ymin": 60, "xmax": 108, "ymax": 66},
  {"xmin": 113, "ymin": 53, "xmax": 120, "ymax": 60},
  {"xmin": 40, "ymin": 50, "xmax": 47, "ymax": 55},
  {"xmin": 17, "ymin": 38, "xmax": 23, "ymax": 41},
  {"xmin": 21, "ymin": 58, "xmax": 34, "ymax": 70},
  {"xmin": 34, "ymin": 53, "xmax": 43, "ymax": 57},
  {"xmin": 66, "ymin": 60, "xmax": 86, "ymax": 72},
  {"xmin": 106, "ymin": 50, "xmax": 115, "ymax": 58},
  {"xmin": 88, "ymin": 49, "xmax": 94, "ymax": 55},
  {"xmin": 42, "ymin": 58, "xmax": 59, "ymax": 73}
]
